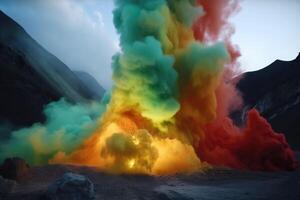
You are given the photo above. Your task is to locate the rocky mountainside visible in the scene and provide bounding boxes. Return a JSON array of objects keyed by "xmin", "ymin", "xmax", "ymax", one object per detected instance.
[
  {"xmin": 74, "ymin": 71, "xmax": 105, "ymax": 101},
  {"xmin": 236, "ymin": 54, "xmax": 300, "ymax": 149},
  {"xmin": 0, "ymin": 10, "xmax": 104, "ymax": 129}
]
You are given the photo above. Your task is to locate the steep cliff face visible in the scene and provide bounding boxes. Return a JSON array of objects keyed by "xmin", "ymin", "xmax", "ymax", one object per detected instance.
[
  {"xmin": 0, "ymin": 10, "xmax": 104, "ymax": 129},
  {"xmin": 0, "ymin": 43, "xmax": 60, "ymax": 128},
  {"xmin": 236, "ymin": 54, "xmax": 300, "ymax": 149}
]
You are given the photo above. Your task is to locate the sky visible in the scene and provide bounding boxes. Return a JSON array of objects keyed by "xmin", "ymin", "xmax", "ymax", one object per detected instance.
[{"xmin": 0, "ymin": 0, "xmax": 299, "ymax": 88}]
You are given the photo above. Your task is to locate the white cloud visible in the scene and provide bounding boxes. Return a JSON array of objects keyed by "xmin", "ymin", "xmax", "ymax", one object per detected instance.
[{"xmin": 94, "ymin": 11, "xmax": 105, "ymax": 28}]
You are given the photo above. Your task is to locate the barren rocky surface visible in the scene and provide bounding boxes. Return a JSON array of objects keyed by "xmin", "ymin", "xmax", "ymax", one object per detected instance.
[{"xmin": 1, "ymin": 152, "xmax": 299, "ymax": 200}]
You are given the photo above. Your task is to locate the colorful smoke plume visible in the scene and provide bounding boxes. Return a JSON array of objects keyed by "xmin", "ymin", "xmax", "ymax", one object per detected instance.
[{"xmin": 0, "ymin": 0, "xmax": 297, "ymax": 174}]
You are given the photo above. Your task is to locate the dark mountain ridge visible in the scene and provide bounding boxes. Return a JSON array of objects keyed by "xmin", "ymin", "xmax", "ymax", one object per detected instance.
[
  {"xmin": 236, "ymin": 54, "xmax": 300, "ymax": 149},
  {"xmin": 0, "ymin": 10, "xmax": 104, "ymax": 129}
]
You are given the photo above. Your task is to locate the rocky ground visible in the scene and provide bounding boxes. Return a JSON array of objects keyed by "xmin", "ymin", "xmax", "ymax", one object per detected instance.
[{"xmin": 0, "ymin": 152, "xmax": 299, "ymax": 200}]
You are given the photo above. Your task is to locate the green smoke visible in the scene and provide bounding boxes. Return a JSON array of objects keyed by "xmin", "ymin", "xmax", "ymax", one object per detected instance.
[
  {"xmin": 0, "ymin": 98, "xmax": 108, "ymax": 164},
  {"xmin": 112, "ymin": 0, "xmax": 180, "ymax": 125}
]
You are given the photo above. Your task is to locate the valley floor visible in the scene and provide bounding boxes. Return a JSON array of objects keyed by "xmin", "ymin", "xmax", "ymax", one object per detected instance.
[{"xmin": 2, "ymin": 152, "xmax": 300, "ymax": 200}]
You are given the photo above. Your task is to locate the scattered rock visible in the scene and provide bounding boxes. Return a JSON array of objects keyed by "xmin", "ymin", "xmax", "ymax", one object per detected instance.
[
  {"xmin": 46, "ymin": 172, "xmax": 95, "ymax": 200},
  {"xmin": 0, "ymin": 176, "xmax": 17, "ymax": 194},
  {"xmin": 0, "ymin": 157, "xmax": 30, "ymax": 181}
]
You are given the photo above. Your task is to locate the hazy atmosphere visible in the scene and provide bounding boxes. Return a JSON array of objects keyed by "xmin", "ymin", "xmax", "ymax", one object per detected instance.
[{"xmin": 0, "ymin": 0, "xmax": 299, "ymax": 88}]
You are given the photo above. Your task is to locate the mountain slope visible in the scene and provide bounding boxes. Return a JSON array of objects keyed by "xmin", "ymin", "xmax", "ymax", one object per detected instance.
[
  {"xmin": 236, "ymin": 54, "xmax": 300, "ymax": 149},
  {"xmin": 74, "ymin": 71, "xmax": 105, "ymax": 100},
  {"xmin": 0, "ymin": 10, "xmax": 103, "ymax": 128}
]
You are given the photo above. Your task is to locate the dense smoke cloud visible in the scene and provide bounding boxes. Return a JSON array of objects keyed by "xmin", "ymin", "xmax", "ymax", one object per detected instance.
[
  {"xmin": 0, "ymin": 99, "xmax": 107, "ymax": 164},
  {"xmin": 0, "ymin": 0, "xmax": 297, "ymax": 174}
]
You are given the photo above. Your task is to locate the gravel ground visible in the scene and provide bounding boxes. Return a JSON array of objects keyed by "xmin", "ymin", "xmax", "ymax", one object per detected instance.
[{"xmin": 1, "ymin": 152, "xmax": 299, "ymax": 200}]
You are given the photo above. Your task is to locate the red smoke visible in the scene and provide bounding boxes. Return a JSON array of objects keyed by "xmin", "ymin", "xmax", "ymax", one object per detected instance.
[
  {"xmin": 194, "ymin": 0, "xmax": 241, "ymax": 62},
  {"xmin": 193, "ymin": 0, "xmax": 298, "ymax": 171},
  {"xmin": 199, "ymin": 109, "xmax": 297, "ymax": 170}
]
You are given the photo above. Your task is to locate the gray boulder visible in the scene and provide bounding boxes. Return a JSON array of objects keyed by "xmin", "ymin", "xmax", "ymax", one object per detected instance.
[
  {"xmin": 46, "ymin": 172, "xmax": 95, "ymax": 200},
  {"xmin": 0, "ymin": 157, "xmax": 30, "ymax": 181},
  {"xmin": 0, "ymin": 176, "xmax": 17, "ymax": 195}
]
